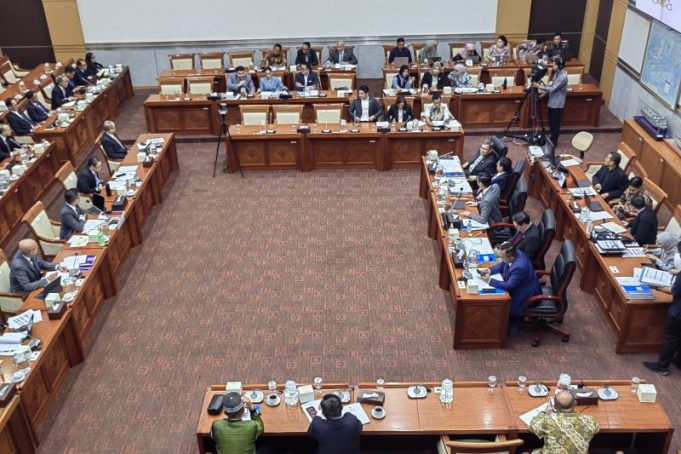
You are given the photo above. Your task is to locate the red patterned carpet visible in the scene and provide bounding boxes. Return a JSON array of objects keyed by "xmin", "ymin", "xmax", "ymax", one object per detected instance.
[{"xmin": 34, "ymin": 132, "xmax": 681, "ymax": 452}]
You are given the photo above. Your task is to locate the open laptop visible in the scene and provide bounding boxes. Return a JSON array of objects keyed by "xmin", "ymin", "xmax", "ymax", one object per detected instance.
[
  {"xmin": 393, "ymin": 57, "xmax": 410, "ymax": 67},
  {"xmin": 427, "ymin": 57, "xmax": 442, "ymax": 65},
  {"xmin": 37, "ymin": 276, "xmax": 62, "ymax": 300}
]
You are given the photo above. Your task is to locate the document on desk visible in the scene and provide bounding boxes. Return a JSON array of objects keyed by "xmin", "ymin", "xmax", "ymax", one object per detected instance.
[
  {"xmin": 7, "ymin": 309, "xmax": 42, "ymax": 330},
  {"xmin": 62, "ymin": 255, "xmax": 87, "ymax": 269},
  {"xmin": 587, "ymin": 211, "xmax": 613, "ymax": 222},
  {"xmin": 559, "ymin": 159, "xmax": 581, "ymax": 167},
  {"xmin": 302, "ymin": 399, "xmax": 370, "ymax": 424},
  {"xmin": 467, "ymin": 269, "xmax": 503, "ymax": 290},
  {"xmin": 83, "ymin": 220, "xmax": 105, "ymax": 231},
  {"xmin": 622, "ymin": 247, "xmax": 647, "ymax": 258},
  {"xmin": 519, "ymin": 402, "xmax": 550, "ymax": 427},
  {"xmin": 568, "ymin": 187, "xmax": 597, "ymax": 197},
  {"xmin": 461, "ymin": 237, "xmax": 497, "ymax": 263},
  {"xmin": 601, "ymin": 222, "xmax": 627, "ymax": 234},
  {"xmin": 68, "ymin": 235, "xmax": 89, "ymax": 247},
  {"xmin": 108, "ymin": 180, "xmax": 127, "ymax": 191},
  {"xmin": 639, "ymin": 267, "xmax": 674, "ymax": 287}
]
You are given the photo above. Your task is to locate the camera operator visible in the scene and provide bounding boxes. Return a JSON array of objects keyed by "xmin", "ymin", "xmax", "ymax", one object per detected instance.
[{"xmin": 532, "ymin": 57, "xmax": 568, "ymax": 146}]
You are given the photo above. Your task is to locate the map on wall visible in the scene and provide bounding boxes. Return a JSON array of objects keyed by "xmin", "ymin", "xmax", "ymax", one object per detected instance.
[{"xmin": 641, "ymin": 21, "xmax": 681, "ymax": 108}]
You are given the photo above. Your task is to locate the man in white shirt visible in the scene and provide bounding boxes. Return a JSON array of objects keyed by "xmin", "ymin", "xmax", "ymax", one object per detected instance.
[
  {"xmin": 348, "ymin": 85, "xmax": 382, "ymax": 123},
  {"xmin": 101, "ymin": 120, "xmax": 128, "ymax": 160},
  {"xmin": 421, "ymin": 93, "xmax": 453, "ymax": 126}
]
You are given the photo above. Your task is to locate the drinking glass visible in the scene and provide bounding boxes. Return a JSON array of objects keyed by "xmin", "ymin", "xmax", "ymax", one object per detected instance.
[
  {"xmin": 518, "ymin": 375, "xmax": 527, "ymax": 393},
  {"xmin": 631, "ymin": 376, "xmax": 640, "ymax": 394},
  {"xmin": 488, "ymin": 375, "xmax": 497, "ymax": 393},
  {"xmin": 268, "ymin": 380, "xmax": 277, "ymax": 393},
  {"xmin": 313, "ymin": 376, "xmax": 323, "ymax": 394},
  {"xmin": 376, "ymin": 377, "xmax": 385, "ymax": 392}
]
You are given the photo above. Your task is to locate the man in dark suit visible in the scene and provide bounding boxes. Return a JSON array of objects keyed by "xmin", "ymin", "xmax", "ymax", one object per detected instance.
[
  {"xmin": 592, "ymin": 152, "xmax": 629, "ymax": 201},
  {"xmin": 482, "ymin": 242, "xmax": 542, "ymax": 336},
  {"xmin": 51, "ymin": 75, "xmax": 72, "ymax": 110},
  {"xmin": 461, "ymin": 175, "xmax": 503, "ymax": 225},
  {"xmin": 388, "ymin": 37, "xmax": 412, "ymax": 64},
  {"xmin": 9, "ymin": 239, "xmax": 61, "ymax": 294},
  {"xmin": 0, "ymin": 124, "xmax": 22, "ymax": 161},
  {"xmin": 295, "ymin": 42, "xmax": 319, "ymax": 67},
  {"xmin": 25, "ymin": 91, "xmax": 51, "ymax": 122},
  {"xmin": 326, "ymin": 41, "xmax": 358, "ymax": 65},
  {"xmin": 463, "ymin": 139, "xmax": 498, "ymax": 182},
  {"xmin": 628, "ymin": 195, "xmax": 658, "ymax": 245},
  {"xmin": 74, "ymin": 58, "xmax": 94, "ymax": 86},
  {"xmin": 308, "ymin": 394, "xmax": 363, "ymax": 454},
  {"xmin": 101, "ymin": 120, "xmax": 128, "ymax": 159},
  {"xmin": 77, "ymin": 156, "xmax": 104, "ymax": 195},
  {"xmin": 348, "ymin": 85, "xmax": 383, "ymax": 122},
  {"xmin": 510, "ymin": 211, "xmax": 541, "ymax": 261},
  {"xmin": 294, "ymin": 64, "xmax": 320, "ymax": 92},
  {"xmin": 5, "ymin": 99, "xmax": 36, "ymax": 136},
  {"xmin": 60, "ymin": 188, "xmax": 87, "ymax": 240},
  {"xmin": 491, "ymin": 157, "xmax": 513, "ymax": 194}
]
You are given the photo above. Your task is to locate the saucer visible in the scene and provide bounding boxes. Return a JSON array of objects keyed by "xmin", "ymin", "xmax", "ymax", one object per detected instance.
[
  {"xmin": 62, "ymin": 292, "xmax": 77, "ymax": 303},
  {"xmin": 528, "ymin": 384, "xmax": 549, "ymax": 397},
  {"xmin": 407, "ymin": 385, "xmax": 427, "ymax": 399},
  {"xmin": 332, "ymin": 390, "xmax": 351, "ymax": 404},
  {"xmin": 246, "ymin": 390, "xmax": 264, "ymax": 403},
  {"xmin": 597, "ymin": 386, "xmax": 619, "ymax": 401},
  {"xmin": 371, "ymin": 407, "xmax": 386, "ymax": 420},
  {"xmin": 265, "ymin": 393, "xmax": 280, "ymax": 407}
]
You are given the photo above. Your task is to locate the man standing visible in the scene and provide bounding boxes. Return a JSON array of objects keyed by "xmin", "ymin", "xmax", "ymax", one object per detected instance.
[
  {"xmin": 211, "ymin": 392, "xmax": 264, "ymax": 454},
  {"xmin": 101, "ymin": 120, "xmax": 128, "ymax": 160},
  {"xmin": 9, "ymin": 239, "xmax": 62, "ymax": 294},
  {"xmin": 529, "ymin": 390, "xmax": 599, "ymax": 453},
  {"xmin": 348, "ymin": 85, "xmax": 382, "ymax": 122},
  {"xmin": 6, "ymin": 99, "xmax": 36, "ymax": 136},
  {"xmin": 60, "ymin": 189, "xmax": 87, "ymax": 240},
  {"xmin": 592, "ymin": 152, "xmax": 629, "ymax": 201},
  {"xmin": 308, "ymin": 394, "xmax": 362, "ymax": 454},
  {"xmin": 534, "ymin": 57, "xmax": 568, "ymax": 146}
]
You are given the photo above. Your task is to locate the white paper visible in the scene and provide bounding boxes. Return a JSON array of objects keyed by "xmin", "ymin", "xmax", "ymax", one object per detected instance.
[
  {"xmin": 600, "ymin": 222, "xmax": 627, "ymax": 234},
  {"xmin": 559, "ymin": 159, "xmax": 580, "ymax": 167},
  {"xmin": 623, "ymin": 247, "xmax": 647, "ymax": 258},
  {"xmin": 108, "ymin": 181, "xmax": 127, "ymax": 191},
  {"xmin": 568, "ymin": 187, "xmax": 597, "ymax": 197},
  {"xmin": 640, "ymin": 267, "xmax": 674, "ymax": 287},
  {"xmin": 83, "ymin": 220, "xmax": 105, "ymax": 231},
  {"xmin": 461, "ymin": 237, "xmax": 495, "ymax": 258},
  {"xmin": 0, "ymin": 332, "xmax": 28, "ymax": 344},
  {"xmin": 301, "ymin": 399, "xmax": 370, "ymax": 425},
  {"xmin": 465, "ymin": 220, "xmax": 489, "ymax": 230},
  {"xmin": 68, "ymin": 235, "xmax": 89, "ymax": 247},
  {"xmin": 117, "ymin": 166, "xmax": 139, "ymax": 174},
  {"xmin": 467, "ymin": 269, "xmax": 503, "ymax": 290},
  {"xmin": 616, "ymin": 276, "xmax": 643, "ymax": 286},
  {"xmin": 0, "ymin": 344, "xmax": 21, "ymax": 355},
  {"xmin": 587, "ymin": 211, "xmax": 613, "ymax": 221},
  {"xmin": 7, "ymin": 310, "xmax": 42, "ymax": 330},
  {"xmin": 62, "ymin": 255, "xmax": 87, "ymax": 269},
  {"xmin": 519, "ymin": 402, "xmax": 549, "ymax": 427}
]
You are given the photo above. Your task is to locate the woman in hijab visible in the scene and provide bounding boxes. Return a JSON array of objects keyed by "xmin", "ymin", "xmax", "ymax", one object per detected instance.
[
  {"xmin": 453, "ymin": 42, "xmax": 479, "ymax": 62},
  {"xmin": 448, "ymin": 64, "xmax": 473, "ymax": 88},
  {"xmin": 419, "ymin": 41, "xmax": 439, "ymax": 65},
  {"xmin": 647, "ymin": 232, "xmax": 681, "ymax": 272}
]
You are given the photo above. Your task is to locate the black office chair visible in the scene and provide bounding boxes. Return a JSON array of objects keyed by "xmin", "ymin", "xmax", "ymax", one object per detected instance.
[
  {"xmin": 501, "ymin": 176, "xmax": 528, "ymax": 217},
  {"xmin": 523, "ymin": 240, "xmax": 576, "ymax": 347},
  {"xmin": 532, "ymin": 209, "xmax": 556, "ymax": 270},
  {"xmin": 490, "ymin": 135, "xmax": 508, "ymax": 159},
  {"xmin": 499, "ymin": 159, "xmax": 525, "ymax": 208}
]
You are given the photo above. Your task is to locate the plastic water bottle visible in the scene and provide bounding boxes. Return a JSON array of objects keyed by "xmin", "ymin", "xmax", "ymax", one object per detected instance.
[
  {"xmin": 586, "ymin": 219, "xmax": 594, "ymax": 236},
  {"xmin": 412, "ymin": 120, "xmax": 419, "ymax": 132},
  {"xmin": 284, "ymin": 380, "xmax": 298, "ymax": 406},
  {"xmin": 440, "ymin": 378, "xmax": 454, "ymax": 404}
]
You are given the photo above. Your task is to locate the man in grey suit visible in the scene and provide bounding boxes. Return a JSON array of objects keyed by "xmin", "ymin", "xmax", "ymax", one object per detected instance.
[
  {"xmin": 326, "ymin": 41, "xmax": 358, "ymax": 65},
  {"xmin": 10, "ymin": 239, "xmax": 63, "ymax": 294},
  {"xmin": 60, "ymin": 188, "xmax": 87, "ymax": 240},
  {"xmin": 227, "ymin": 66, "xmax": 256, "ymax": 95},
  {"xmin": 534, "ymin": 57, "xmax": 568, "ymax": 146},
  {"xmin": 461, "ymin": 175, "xmax": 503, "ymax": 225}
]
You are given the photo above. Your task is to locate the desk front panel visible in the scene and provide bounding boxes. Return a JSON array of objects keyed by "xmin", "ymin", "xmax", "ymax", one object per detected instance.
[
  {"xmin": 307, "ymin": 133, "xmax": 384, "ymax": 170},
  {"xmin": 457, "ymin": 92, "xmax": 526, "ymax": 129}
]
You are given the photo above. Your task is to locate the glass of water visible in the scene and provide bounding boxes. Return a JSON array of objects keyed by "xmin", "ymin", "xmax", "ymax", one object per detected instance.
[
  {"xmin": 376, "ymin": 377, "xmax": 385, "ymax": 392},
  {"xmin": 313, "ymin": 376, "xmax": 323, "ymax": 394},
  {"xmin": 268, "ymin": 380, "xmax": 277, "ymax": 393},
  {"xmin": 518, "ymin": 375, "xmax": 527, "ymax": 393},
  {"xmin": 488, "ymin": 375, "xmax": 497, "ymax": 393},
  {"xmin": 631, "ymin": 376, "xmax": 640, "ymax": 394}
]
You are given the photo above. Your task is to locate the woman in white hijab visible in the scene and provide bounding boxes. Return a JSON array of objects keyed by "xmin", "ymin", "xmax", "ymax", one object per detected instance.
[{"xmin": 647, "ymin": 232, "xmax": 681, "ymax": 272}]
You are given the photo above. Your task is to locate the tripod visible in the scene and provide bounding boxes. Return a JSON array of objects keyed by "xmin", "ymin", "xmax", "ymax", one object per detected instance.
[
  {"xmin": 212, "ymin": 107, "xmax": 243, "ymax": 177},
  {"xmin": 502, "ymin": 84, "xmax": 547, "ymax": 146}
]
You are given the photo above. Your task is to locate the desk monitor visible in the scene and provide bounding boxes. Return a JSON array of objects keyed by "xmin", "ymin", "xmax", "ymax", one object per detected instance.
[
  {"xmin": 37, "ymin": 276, "xmax": 62, "ymax": 300},
  {"xmin": 542, "ymin": 135, "xmax": 557, "ymax": 168},
  {"xmin": 393, "ymin": 57, "xmax": 410, "ymax": 67},
  {"xmin": 92, "ymin": 193, "xmax": 105, "ymax": 212}
]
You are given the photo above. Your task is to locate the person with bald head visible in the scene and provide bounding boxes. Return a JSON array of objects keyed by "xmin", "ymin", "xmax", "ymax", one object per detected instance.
[
  {"xmin": 9, "ymin": 239, "xmax": 63, "ymax": 294},
  {"xmin": 529, "ymin": 390, "xmax": 599, "ymax": 453}
]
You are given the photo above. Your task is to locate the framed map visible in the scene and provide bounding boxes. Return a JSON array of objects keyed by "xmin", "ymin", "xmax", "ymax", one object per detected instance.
[{"xmin": 641, "ymin": 21, "xmax": 681, "ymax": 108}]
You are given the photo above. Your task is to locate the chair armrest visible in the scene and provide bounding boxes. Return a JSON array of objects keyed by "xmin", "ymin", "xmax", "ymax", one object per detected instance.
[
  {"xmin": 524, "ymin": 295, "xmax": 565, "ymax": 317},
  {"xmin": 535, "ymin": 270, "xmax": 551, "ymax": 276},
  {"xmin": 35, "ymin": 234, "xmax": 65, "ymax": 245},
  {"xmin": 0, "ymin": 291, "xmax": 23, "ymax": 299},
  {"xmin": 489, "ymin": 222, "xmax": 514, "ymax": 229}
]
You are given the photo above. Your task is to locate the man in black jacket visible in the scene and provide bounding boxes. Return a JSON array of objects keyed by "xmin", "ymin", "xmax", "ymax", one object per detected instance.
[
  {"xmin": 295, "ymin": 42, "xmax": 319, "ymax": 67},
  {"xmin": 60, "ymin": 189, "xmax": 87, "ymax": 240},
  {"xmin": 348, "ymin": 85, "xmax": 383, "ymax": 122},
  {"xmin": 628, "ymin": 195, "xmax": 658, "ymax": 245},
  {"xmin": 463, "ymin": 139, "xmax": 498, "ymax": 181},
  {"xmin": 308, "ymin": 394, "xmax": 362, "ymax": 454},
  {"xmin": 77, "ymin": 156, "xmax": 104, "ymax": 195},
  {"xmin": 591, "ymin": 152, "xmax": 629, "ymax": 201},
  {"xmin": 5, "ymin": 99, "xmax": 36, "ymax": 136},
  {"xmin": 101, "ymin": 120, "xmax": 128, "ymax": 160},
  {"xmin": 0, "ymin": 124, "xmax": 22, "ymax": 160},
  {"xmin": 51, "ymin": 75, "xmax": 72, "ymax": 110},
  {"xmin": 510, "ymin": 211, "xmax": 541, "ymax": 261}
]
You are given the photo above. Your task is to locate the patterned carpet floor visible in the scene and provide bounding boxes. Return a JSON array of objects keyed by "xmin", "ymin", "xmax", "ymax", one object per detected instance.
[{"xmin": 34, "ymin": 132, "xmax": 681, "ymax": 452}]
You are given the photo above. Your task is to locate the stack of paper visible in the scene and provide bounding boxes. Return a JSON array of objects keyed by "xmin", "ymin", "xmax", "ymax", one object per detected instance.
[
  {"xmin": 568, "ymin": 187, "xmax": 597, "ymax": 197},
  {"xmin": 301, "ymin": 399, "xmax": 370, "ymax": 424},
  {"xmin": 68, "ymin": 235, "xmax": 89, "ymax": 247},
  {"xmin": 600, "ymin": 222, "xmax": 628, "ymax": 234},
  {"xmin": 519, "ymin": 403, "xmax": 550, "ymax": 426},
  {"xmin": 616, "ymin": 277, "xmax": 655, "ymax": 299},
  {"xmin": 7, "ymin": 310, "xmax": 42, "ymax": 330},
  {"xmin": 639, "ymin": 267, "xmax": 674, "ymax": 287}
]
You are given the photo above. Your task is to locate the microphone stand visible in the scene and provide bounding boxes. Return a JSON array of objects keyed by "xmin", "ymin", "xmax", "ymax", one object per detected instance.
[{"xmin": 213, "ymin": 103, "xmax": 243, "ymax": 177}]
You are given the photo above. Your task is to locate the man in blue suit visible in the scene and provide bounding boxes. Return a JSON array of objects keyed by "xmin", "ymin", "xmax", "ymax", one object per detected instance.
[
  {"xmin": 482, "ymin": 242, "xmax": 541, "ymax": 336},
  {"xmin": 5, "ymin": 99, "xmax": 36, "ymax": 136},
  {"xmin": 26, "ymin": 91, "xmax": 51, "ymax": 122},
  {"xmin": 294, "ymin": 64, "xmax": 319, "ymax": 92},
  {"xmin": 51, "ymin": 75, "xmax": 72, "ymax": 110},
  {"xmin": 227, "ymin": 66, "xmax": 255, "ymax": 95},
  {"xmin": 463, "ymin": 139, "xmax": 498, "ymax": 182}
]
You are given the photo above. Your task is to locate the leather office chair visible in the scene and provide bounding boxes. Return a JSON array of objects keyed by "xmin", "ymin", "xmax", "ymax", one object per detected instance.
[
  {"xmin": 490, "ymin": 136, "xmax": 508, "ymax": 159},
  {"xmin": 438, "ymin": 435, "xmax": 523, "ymax": 454},
  {"xmin": 33, "ymin": 89, "xmax": 51, "ymax": 110},
  {"xmin": 500, "ymin": 160, "xmax": 525, "ymax": 213},
  {"xmin": 198, "ymin": 52, "xmax": 225, "ymax": 70},
  {"xmin": 662, "ymin": 206, "xmax": 681, "ymax": 236},
  {"xmin": 41, "ymin": 81, "xmax": 55, "ymax": 103},
  {"xmin": 327, "ymin": 73, "xmax": 354, "ymax": 91},
  {"xmin": 1, "ymin": 65, "xmax": 18, "ymax": 84},
  {"xmin": 383, "ymin": 69, "xmax": 399, "ymax": 89},
  {"xmin": 54, "ymin": 162, "xmax": 94, "ymax": 212},
  {"xmin": 7, "ymin": 58, "xmax": 29, "ymax": 79},
  {"xmin": 448, "ymin": 42, "xmax": 469, "ymax": 60},
  {"xmin": 643, "ymin": 177, "xmax": 667, "ymax": 215},
  {"xmin": 21, "ymin": 201, "xmax": 65, "ymax": 258},
  {"xmin": 313, "ymin": 104, "xmax": 344, "ymax": 124},
  {"xmin": 239, "ymin": 105, "xmax": 270, "ymax": 125},
  {"xmin": 502, "ymin": 176, "xmax": 528, "ymax": 218},
  {"xmin": 272, "ymin": 105, "xmax": 303, "ymax": 125},
  {"xmin": 532, "ymin": 209, "xmax": 557, "ymax": 270},
  {"xmin": 159, "ymin": 76, "xmax": 185, "ymax": 95},
  {"xmin": 382, "ymin": 44, "xmax": 393, "ymax": 63},
  {"xmin": 0, "ymin": 250, "xmax": 24, "ymax": 314},
  {"xmin": 491, "ymin": 75, "xmax": 516, "ymax": 88},
  {"xmin": 228, "ymin": 51, "xmax": 255, "ymax": 68},
  {"xmin": 524, "ymin": 240, "xmax": 576, "ymax": 347},
  {"xmin": 186, "ymin": 76, "xmax": 214, "ymax": 95},
  {"xmin": 169, "ymin": 53, "xmax": 195, "ymax": 70}
]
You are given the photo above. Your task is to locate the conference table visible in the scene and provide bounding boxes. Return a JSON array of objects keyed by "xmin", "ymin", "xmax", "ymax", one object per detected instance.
[
  {"xmin": 196, "ymin": 380, "xmax": 673, "ymax": 453},
  {"xmin": 0, "ymin": 395, "xmax": 38, "ymax": 454},
  {"xmin": 225, "ymin": 123, "xmax": 464, "ymax": 173},
  {"xmin": 418, "ymin": 157, "xmax": 511, "ymax": 349},
  {"xmin": 527, "ymin": 157, "xmax": 672, "ymax": 353}
]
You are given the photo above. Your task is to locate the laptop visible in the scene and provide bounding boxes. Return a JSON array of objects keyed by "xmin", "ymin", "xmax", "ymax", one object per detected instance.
[
  {"xmin": 37, "ymin": 276, "xmax": 62, "ymax": 300},
  {"xmin": 92, "ymin": 193, "xmax": 105, "ymax": 213},
  {"xmin": 393, "ymin": 57, "xmax": 410, "ymax": 67},
  {"xmin": 427, "ymin": 57, "xmax": 442, "ymax": 65}
]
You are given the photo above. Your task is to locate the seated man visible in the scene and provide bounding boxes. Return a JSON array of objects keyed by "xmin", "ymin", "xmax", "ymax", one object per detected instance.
[
  {"xmin": 327, "ymin": 41, "xmax": 358, "ymax": 65},
  {"xmin": 9, "ymin": 239, "xmax": 63, "ymax": 295},
  {"xmin": 295, "ymin": 64, "xmax": 320, "ymax": 92},
  {"xmin": 261, "ymin": 43, "xmax": 287, "ymax": 69},
  {"xmin": 529, "ymin": 390, "xmax": 599, "ymax": 452},
  {"xmin": 295, "ymin": 41, "xmax": 319, "ymax": 67},
  {"xmin": 51, "ymin": 75, "xmax": 73, "ymax": 110},
  {"xmin": 74, "ymin": 58, "xmax": 94, "ymax": 86},
  {"xmin": 491, "ymin": 157, "xmax": 513, "ymax": 194},
  {"xmin": 101, "ymin": 120, "xmax": 128, "ymax": 160},
  {"xmin": 628, "ymin": 194, "xmax": 658, "ymax": 245},
  {"xmin": 509, "ymin": 211, "xmax": 540, "ymax": 261},
  {"xmin": 421, "ymin": 93, "xmax": 452, "ymax": 126},
  {"xmin": 544, "ymin": 32, "xmax": 570, "ymax": 60},
  {"xmin": 420, "ymin": 62, "xmax": 446, "ymax": 91},
  {"xmin": 77, "ymin": 156, "xmax": 105, "ymax": 195},
  {"xmin": 258, "ymin": 67, "xmax": 286, "ymax": 93},
  {"xmin": 349, "ymin": 85, "xmax": 383, "ymax": 122},
  {"xmin": 462, "ymin": 139, "xmax": 497, "ymax": 181},
  {"xmin": 385, "ymin": 95, "xmax": 414, "ymax": 123},
  {"xmin": 211, "ymin": 392, "xmax": 264, "ymax": 454},
  {"xmin": 0, "ymin": 124, "xmax": 22, "ymax": 161},
  {"xmin": 308, "ymin": 394, "xmax": 363, "ymax": 454},
  {"xmin": 592, "ymin": 152, "xmax": 629, "ymax": 201},
  {"xmin": 448, "ymin": 64, "xmax": 473, "ymax": 88},
  {"xmin": 388, "ymin": 37, "xmax": 412, "ymax": 64},
  {"xmin": 391, "ymin": 65, "xmax": 413, "ymax": 90},
  {"xmin": 453, "ymin": 42, "xmax": 480, "ymax": 62},
  {"xmin": 227, "ymin": 66, "xmax": 256, "ymax": 95},
  {"xmin": 26, "ymin": 91, "xmax": 51, "ymax": 122},
  {"xmin": 461, "ymin": 175, "xmax": 503, "ymax": 225},
  {"xmin": 611, "ymin": 176, "xmax": 652, "ymax": 221},
  {"xmin": 481, "ymin": 242, "xmax": 542, "ymax": 336},
  {"xmin": 60, "ymin": 188, "xmax": 86, "ymax": 240},
  {"xmin": 63, "ymin": 66, "xmax": 85, "ymax": 95},
  {"xmin": 5, "ymin": 99, "xmax": 36, "ymax": 136}
]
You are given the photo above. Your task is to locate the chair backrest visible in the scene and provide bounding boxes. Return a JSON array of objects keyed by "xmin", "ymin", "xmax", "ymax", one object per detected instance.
[
  {"xmin": 509, "ymin": 176, "xmax": 528, "ymax": 216},
  {"xmin": 490, "ymin": 136, "xmax": 508, "ymax": 159},
  {"xmin": 328, "ymin": 74, "xmax": 355, "ymax": 90},
  {"xmin": 0, "ymin": 250, "xmax": 11, "ymax": 293},
  {"xmin": 616, "ymin": 141, "xmax": 635, "ymax": 170},
  {"xmin": 22, "ymin": 201, "xmax": 62, "ymax": 256},
  {"xmin": 229, "ymin": 51, "xmax": 255, "ymax": 68},
  {"xmin": 313, "ymin": 103, "xmax": 344, "ymax": 124},
  {"xmin": 412, "ymin": 42, "xmax": 427, "ymax": 62},
  {"xmin": 55, "ymin": 161, "xmax": 78, "ymax": 190},
  {"xmin": 448, "ymin": 42, "xmax": 469, "ymax": 59},
  {"xmin": 550, "ymin": 240, "xmax": 576, "ymax": 309},
  {"xmin": 382, "ymin": 44, "xmax": 393, "ymax": 61},
  {"xmin": 1, "ymin": 68, "xmax": 17, "ymax": 84},
  {"xmin": 159, "ymin": 76, "xmax": 185, "ymax": 95},
  {"xmin": 513, "ymin": 158, "xmax": 526, "ymax": 177},
  {"xmin": 492, "ymin": 75, "xmax": 516, "ymax": 88},
  {"xmin": 34, "ymin": 90, "xmax": 50, "ymax": 109},
  {"xmin": 666, "ymin": 206, "xmax": 681, "ymax": 236},
  {"xmin": 642, "ymin": 177, "xmax": 667, "ymax": 213},
  {"xmin": 169, "ymin": 53, "xmax": 194, "ymax": 70},
  {"xmin": 384, "ymin": 69, "xmax": 399, "ymax": 89},
  {"xmin": 186, "ymin": 76, "xmax": 214, "ymax": 95},
  {"xmin": 272, "ymin": 105, "xmax": 303, "ymax": 125},
  {"xmin": 534, "ymin": 209, "xmax": 556, "ymax": 270},
  {"xmin": 198, "ymin": 51, "xmax": 225, "ymax": 70},
  {"xmin": 239, "ymin": 105, "xmax": 270, "ymax": 125},
  {"xmin": 443, "ymin": 437, "xmax": 523, "ymax": 454},
  {"xmin": 42, "ymin": 81, "xmax": 55, "ymax": 100}
]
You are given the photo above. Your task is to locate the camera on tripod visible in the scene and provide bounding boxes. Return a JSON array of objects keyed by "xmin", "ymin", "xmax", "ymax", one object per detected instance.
[
  {"xmin": 219, "ymin": 102, "xmax": 227, "ymax": 116},
  {"xmin": 526, "ymin": 63, "xmax": 548, "ymax": 92}
]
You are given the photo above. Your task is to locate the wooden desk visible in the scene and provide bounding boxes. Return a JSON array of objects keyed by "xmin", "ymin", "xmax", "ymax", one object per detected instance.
[
  {"xmin": 225, "ymin": 124, "xmax": 464, "ymax": 173},
  {"xmin": 419, "ymin": 158, "xmax": 511, "ymax": 348},
  {"xmin": 0, "ymin": 395, "xmax": 38, "ymax": 454},
  {"xmin": 528, "ymin": 159, "xmax": 671, "ymax": 353},
  {"xmin": 158, "ymin": 68, "xmax": 226, "ymax": 93},
  {"xmin": 32, "ymin": 67, "xmax": 134, "ymax": 165},
  {"xmin": 0, "ymin": 143, "xmax": 60, "ymax": 248}
]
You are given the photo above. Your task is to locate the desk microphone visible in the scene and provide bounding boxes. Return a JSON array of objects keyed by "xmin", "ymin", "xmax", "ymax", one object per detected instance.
[{"xmin": 438, "ymin": 150, "xmax": 455, "ymax": 159}]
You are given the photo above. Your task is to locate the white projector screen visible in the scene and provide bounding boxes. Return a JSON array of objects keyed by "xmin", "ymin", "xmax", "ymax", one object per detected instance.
[
  {"xmin": 619, "ymin": 8, "xmax": 651, "ymax": 73},
  {"xmin": 635, "ymin": 0, "xmax": 681, "ymax": 33},
  {"xmin": 77, "ymin": 0, "xmax": 498, "ymax": 43}
]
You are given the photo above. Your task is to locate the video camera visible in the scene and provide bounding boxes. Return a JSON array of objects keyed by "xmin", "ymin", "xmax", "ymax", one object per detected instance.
[{"xmin": 529, "ymin": 63, "xmax": 548, "ymax": 84}]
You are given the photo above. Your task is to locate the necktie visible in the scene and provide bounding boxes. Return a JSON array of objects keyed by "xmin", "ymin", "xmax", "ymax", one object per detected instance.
[
  {"xmin": 339, "ymin": 51, "xmax": 344, "ymax": 62},
  {"xmin": 29, "ymin": 257, "xmax": 41, "ymax": 276}
]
